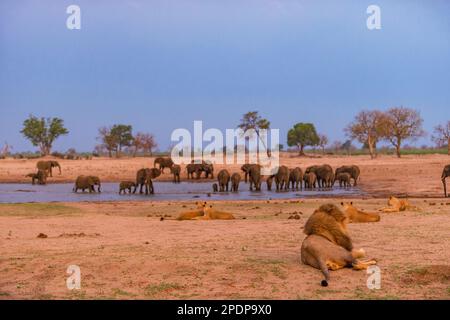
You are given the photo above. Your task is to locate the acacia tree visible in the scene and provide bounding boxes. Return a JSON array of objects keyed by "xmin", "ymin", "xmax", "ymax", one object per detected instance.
[
  {"xmin": 432, "ymin": 121, "xmax": 450, "ymax": 155},
  {"xmin": 133, "ymin": 132, "xmax": 157, "ymax": 156},
  {"xmin": 345, "ymin": 110, "xmax": 385, "ymax": 159},
  {"xmin": 21, "ymin": 115, "xmax": 69, "ymax": 155},
  {"xmin": 381, "ymin": 107, "xmax": 425, "ymax": 158},
  {"xmin": 287, "ymin": 123, "xmax": 319, "ymax": 156},
  {"xmin": 238, "ymin": 111, "xmax": 271, "ymax": 155}
]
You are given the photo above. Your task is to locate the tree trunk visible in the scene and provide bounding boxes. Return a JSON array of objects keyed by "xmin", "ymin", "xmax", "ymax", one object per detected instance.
[
  {"xmin": 298, "ymin": 144, "xmax": 305, "ymax": 156},
  {"xmin": 367, "ymin": 137, "xmax": 375, "ymax": 159},
  {"xmin": 396, "ymin": 144, "xmax": 401, "ymax": 158},
  {"xmin": 448, "ymin": 137, "xmax": 450, "ymax": 155}
]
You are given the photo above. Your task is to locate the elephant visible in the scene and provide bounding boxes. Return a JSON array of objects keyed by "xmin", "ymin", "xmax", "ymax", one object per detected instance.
[
  {"xmin": 248, "ymin": 164, "xmax": 262, "ymax": 191},
  {"xmin": 36, "ymin": 160, "xmax": 61, "ymax": 177},
  {"xmin": 241, "ymin": 164, "xmax": 256, "ymax": 183},
  {"xmin": 305, "ymin": 165, "xmax": 334, "ymax": 189},
  {"xmin": 303, "ymin": 172, "xmax": 317, "ymax": 189},
  {"xmin": 154, "ymin": 157, "xmax": 174, "ymax": 173},
  {"xmin": 212, "ymin": 183, "xmax": 218, "ymax": 192},
  {"xmin": 170, "ymin": 164, "xmax": 181, "ymax": 183},
  {"xmin": 201, "ymin": 162, "xmax": 214, "ymax": 179},
  {"xmin": 135, "ymin": 168, "xmax": 161, "ymax": 194},
  {"xmin": 335, "ymin": 165, "xmax": 361, "ymax": 186},
  {"xmin": 289, "ymin": 167, "xmax": 303, "ymax": 190},
  {"xmin": 119, "ymin": 181, "xmax": 136, "ymax": 194},
  {"xmin": 73, "ymin": 175, "xmax": 101, "ymax": 193},
  {"xmin": 336, "ymin": 173, "xmax": 351, "ymax": 188},
  {"xmin": 26, "ymin": 170, "xmax": 47, "ymax": 185},
  {"xmin": 442, "ymin": 164, "xmax": 450, "ymax": 197},
  {"xmin": 186, "ymin": 163, "xmax": 203, "ymax": 179},
  {"xmin": 217, "ymin": 169, "xmax": 231, "ymax": 192},
  {"xmin": 272, "ymin": 165, "xmax": 289, "ymax": 191},
  {"xmin": 231, "ymin": 173, "xmax": 241, "ymax": 192}
]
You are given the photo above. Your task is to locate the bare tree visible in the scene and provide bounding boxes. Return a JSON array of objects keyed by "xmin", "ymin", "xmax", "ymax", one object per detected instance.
[
  {"xmin": 432, "ymin": 121, "xmax": 450, "ymax": 155},
  {"xmin": 381, "ymin": 107, "xmax": 425, "ymax": 158},
  {"xmin": 318, "ymin": 134, "xmax": 328, "ymax": 155},
  {"xmin": 97, "ymin": 126, "xmax": 118, "ymax": 158},
  {"xmin": 133, "ymin": 132, "xmax": 157, "ymax": 157},
  {"xmin": 345, "ymin": 110, "xmax": 385, "ymax": 159}
]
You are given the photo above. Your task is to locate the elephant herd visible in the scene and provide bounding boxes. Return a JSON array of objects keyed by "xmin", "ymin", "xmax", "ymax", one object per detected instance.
[
  {"xmin": 214, "ymin": 164, "xmax": 361, "ymax": 193},
  {"xmin": 26, "ymin": 158, "xmax": 450, "ymax": 197}
]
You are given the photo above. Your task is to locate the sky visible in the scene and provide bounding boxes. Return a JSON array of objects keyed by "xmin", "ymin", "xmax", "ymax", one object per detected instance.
[{"xmin": 1, "ymin": 0, "xmax": 449, "ymax": 152}]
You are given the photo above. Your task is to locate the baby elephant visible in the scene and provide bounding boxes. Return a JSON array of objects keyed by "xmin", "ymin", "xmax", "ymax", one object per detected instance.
[
  {"xmin": 212, "ymin": 183, "xmax": 218, "ymax": 192},
  {"xmin": 336, "ymin": 172, "xmax": 351, "ymax": 188},
  {"xmin": 26, "ymin": 170, "xmax": 47, "ymax": 185},
  {"xmin": 119, "ymin": 181, "xmax": 136, "ymax": 194}
]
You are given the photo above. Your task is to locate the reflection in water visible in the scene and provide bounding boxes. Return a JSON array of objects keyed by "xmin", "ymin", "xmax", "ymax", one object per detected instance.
[{"xmin": 0, "ymin": 182, "xmax": 363, "ymax": 203}]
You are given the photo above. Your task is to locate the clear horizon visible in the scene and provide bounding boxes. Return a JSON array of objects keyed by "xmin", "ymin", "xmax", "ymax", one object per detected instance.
[{"xmin": 1, "ymin": 0, "xmax": 449, "ymax": 153}]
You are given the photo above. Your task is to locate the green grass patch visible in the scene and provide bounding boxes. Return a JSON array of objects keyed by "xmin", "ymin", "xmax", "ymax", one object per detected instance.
[
  {"xmin": 144, "ymin": 282, "xmax": 183, "ymax": 297},
  {"xmin": 0, "ymin": 203, "xmax": 81, "ymax": 217}
]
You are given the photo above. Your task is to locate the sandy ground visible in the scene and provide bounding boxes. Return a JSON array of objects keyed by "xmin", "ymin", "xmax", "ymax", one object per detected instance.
[
  {"xmin": 0, "ymin": 153, "xmax": 449, "ymax": 197},
  {"xmin": 0, "ymin": 198, "xmax": 449, "ymax": 300}
]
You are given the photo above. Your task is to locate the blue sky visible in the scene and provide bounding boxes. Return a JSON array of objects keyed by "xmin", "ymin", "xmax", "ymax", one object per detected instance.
[{"xmin": 1, "ymin": 0, "xmax": 449, "ymax": 152}]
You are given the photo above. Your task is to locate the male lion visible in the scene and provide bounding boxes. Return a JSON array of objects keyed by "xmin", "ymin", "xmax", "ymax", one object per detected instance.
[
  {"xmin": 301, "ymin": 204, "xmax": 377, "ymax": 286},
  {"xmin": 380, "ymin": 196, "xmax": 418, "ymax": 213}
]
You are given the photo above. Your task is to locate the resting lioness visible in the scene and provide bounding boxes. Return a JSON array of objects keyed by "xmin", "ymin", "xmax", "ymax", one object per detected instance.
[
  {"xmin": 380, "ymin": 196, "xmax": 418, "ymax": 213},
  {"xmin": 176, "ymin": 202, "xmax": 207, "ymax": 220},
  {"xmin": 340, "ymin": 202, "xmax": 380, "ymax": 222},
  {"xmin": 194, "ymin": 204, "xmax": 236, "ymax": 220}
]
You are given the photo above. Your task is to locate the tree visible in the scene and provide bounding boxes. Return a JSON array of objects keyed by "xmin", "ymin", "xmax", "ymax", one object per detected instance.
[
  {"xmin": 287, "ymin": 123, "xmax": 320, "ymax": 156},
  {"xmin": 110, "ymin": 125, "xmax": 133, "ymax": 157},
  {"xmin": 345, "ymin": 110, "xmax": 385, "ymax": 159},
  {"xmin": 432, "ymin": 121, "xmax": 450, "ymax": 155},
  {"xmin": 133, "ymin": 132, "xmax": 157, "ymax": 156},
  {"xmin": 20, "ymin": 115, "xmax": 69, "ymax": 155},
  {"xmin": 237, "ymin": 111, "xmax": 271, "ymax": 155},
  {"xmin": 318, "ymin": 134, "xmax": 329, "ymax": 154},
  {"xmin": 380, "ymin": 107, "xmax": 425, "ymax": 158},
  {"xmin": 1, "ymin": 142, "xmax": 13, "ymax": 157},
  {"xmin": 97, "ymin": 126, "xmax": 118, "ymax": 158}
]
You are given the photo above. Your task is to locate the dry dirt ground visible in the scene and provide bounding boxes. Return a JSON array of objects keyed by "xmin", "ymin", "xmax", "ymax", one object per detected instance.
[
  {"xmin": 0, "ymin": 198, "xmax": 449, "ymax": 300},
  {"xmin": 1, "ymin": 153, "xmax": 449, "ymax": 197}
]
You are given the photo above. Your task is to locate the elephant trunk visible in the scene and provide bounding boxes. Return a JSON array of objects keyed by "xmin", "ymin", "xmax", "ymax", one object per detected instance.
[
  {"xmin": 57, "ymin": 164, "xmax": 62, "ymax": 175},
  {"xmin": 97, "ymin": 183, "xmax": 101, "ymax": 193}
]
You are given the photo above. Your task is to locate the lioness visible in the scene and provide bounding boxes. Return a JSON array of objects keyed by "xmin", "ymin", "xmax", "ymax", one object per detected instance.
[
  {"xmin": 380, "ymin": 196, "xmax": 418, "ymax": 213},
  {"xmin": 194, "ymin": 204, "xmax": 236, "ymax": 220},
  {"xmin": 341, "ymin": 202, "xmax": 380, "ymax": 222},
  {"xmin": 176, "ymin": 202, "xmax": 207, "ymax": 220}
]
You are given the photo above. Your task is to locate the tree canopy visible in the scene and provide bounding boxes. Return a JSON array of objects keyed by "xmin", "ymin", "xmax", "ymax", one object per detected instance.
[
  {"xmin": 20, "ymin": 115, "xmax": 69, "ymax": 155},
  {"xmin": 287, "ymin": 123, "xmax": 319, "ymax": 155}
]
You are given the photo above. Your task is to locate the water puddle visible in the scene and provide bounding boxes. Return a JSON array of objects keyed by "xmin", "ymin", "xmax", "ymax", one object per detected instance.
[{"xmin": 0, "ymin": 182, "xmax": 364, "ymax": 203}]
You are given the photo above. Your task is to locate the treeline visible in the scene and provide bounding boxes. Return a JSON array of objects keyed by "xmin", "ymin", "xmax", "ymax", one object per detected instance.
[
  {"xmin": 286, "ymin": 107, "xmax": 450, "ymax": 158},
  {"xmin": 2, "ymin": 108, "xmax": 449, "ymax": 159}
]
